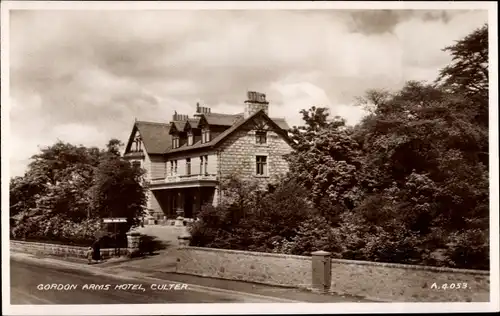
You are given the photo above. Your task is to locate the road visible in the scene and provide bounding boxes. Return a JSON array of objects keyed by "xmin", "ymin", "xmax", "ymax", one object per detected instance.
[{"xmin": 10, "ymin": 258, "xmax": 289, "ymax": 304}]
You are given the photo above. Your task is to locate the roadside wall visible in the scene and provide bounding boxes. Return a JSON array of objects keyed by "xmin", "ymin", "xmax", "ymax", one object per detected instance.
[
  {"xmin": 175, "ymin": 246, "xmax": 490, "ymax": 302},
  {"xmin": 10, "ymin": 240, "xmax": 128, "ymax": 259}
]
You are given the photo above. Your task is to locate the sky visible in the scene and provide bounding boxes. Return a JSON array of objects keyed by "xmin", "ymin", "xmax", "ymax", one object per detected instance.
[{"xmin": 8, "ymin": 8, "xmax": 488, "ymax": 177}]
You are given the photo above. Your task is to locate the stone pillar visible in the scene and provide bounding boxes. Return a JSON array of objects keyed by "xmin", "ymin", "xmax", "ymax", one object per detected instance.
[
  {"xmin": 175, "ymin": 191, "xmax": 184, "ymax": 226},
  {"xmin": 126, "ymin": 232, "xmax": 141, "ymax": 256},
  {"xmin": 178, "ymin": 230, "xmax": 191, "ymax": 246},
  {"xmin": 311, "ymin": 250, "xmax": 332, "ymax": 293}
]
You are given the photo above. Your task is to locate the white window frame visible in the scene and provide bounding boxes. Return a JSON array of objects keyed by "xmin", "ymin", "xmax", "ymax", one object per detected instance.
[
  {"xmin": 255, "ymin": 131, "xmax": 267, "ymax": 145},
  {"xmin": 172, "ymin": 136, "xmax": 180, "ymax": 149},
  {"xmin": 204, "ymin": 155, "xmax": 208, "ymax": 175},
  {"xmin": 202, "ymin": 129, "xmax": 211, "ymax": 143},
  {"xmin": 187, "ymin": 132, "xmax": 194, "ymax": 146},
  {"xmin": 186, "ymin": 158, "xmax": 191, "ymax": 175},
  {"xmin": 255, "ymin": 154, "xmax": 268, "ymax": 176}
]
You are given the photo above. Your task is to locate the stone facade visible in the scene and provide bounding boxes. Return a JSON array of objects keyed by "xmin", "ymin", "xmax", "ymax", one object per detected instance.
[
  {"xmin": 218, "ymin": 124, "xmax": 292, "ymax": 188},
  {"xmin": 175, "ymin": 246, "xmax": 490, "ymax": 302},
  {"xmin": 124, "ymin": 91, "xmax": 292, "ymax": 222}
]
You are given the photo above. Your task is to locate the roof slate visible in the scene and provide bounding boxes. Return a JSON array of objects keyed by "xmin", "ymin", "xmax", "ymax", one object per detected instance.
[
  {"xmin": 203, "ymin": 113, "xmax": 243, "ymax": 126},
  {"xmin": 166, "ymin": 110, "xmax": 291, "ymax": 154},
  {"xmin": 134, "ymin": 121, "xmax": 171, "ymax": 154},
  {"xmin": 126, "ymin": 111, "xmax": 291, "ymax": 156}
]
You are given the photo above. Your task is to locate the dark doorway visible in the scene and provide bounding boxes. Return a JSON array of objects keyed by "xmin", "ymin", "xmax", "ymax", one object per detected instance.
[{"xmin": 184, "ymin": 189, "xmax": 193, "ymax": 218}]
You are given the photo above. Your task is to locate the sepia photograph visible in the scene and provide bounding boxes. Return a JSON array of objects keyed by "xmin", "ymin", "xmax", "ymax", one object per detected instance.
[{"xmin": 1, "ymin": 1, "xmax": 498, "ymax": 315}]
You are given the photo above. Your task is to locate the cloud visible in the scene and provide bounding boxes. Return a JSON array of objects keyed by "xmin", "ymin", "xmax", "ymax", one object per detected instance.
[{"xmin": 8, "ymin": 9, "xmax": 489, "ymax": 176}]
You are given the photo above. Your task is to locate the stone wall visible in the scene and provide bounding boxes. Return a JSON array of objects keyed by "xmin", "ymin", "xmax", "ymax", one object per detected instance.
[
  {"xmin": 10, "ymin": 240, "xmax": 128, "ymax": 259},
  {"xmin": 175, "ymin": 246, "xmax": 311, "ymax": 287},
  {"xmin": 217, "ymin": 120, "xmax": 292, "ymax": 187},
  {"xmin": 175, "ymin": 246, "xmax": 490, "ymax": 302}
]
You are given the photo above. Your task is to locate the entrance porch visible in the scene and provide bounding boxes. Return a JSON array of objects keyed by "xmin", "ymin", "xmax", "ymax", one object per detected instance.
[{"xmin": 151, "ymin": 186, "xmax": 216, "ymax": 222}]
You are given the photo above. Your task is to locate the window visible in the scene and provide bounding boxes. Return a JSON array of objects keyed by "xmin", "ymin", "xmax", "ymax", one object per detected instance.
[
  {"xmin": 170, "ymin": 161, "xmax": 174, "ymax": 175},
  {"xmin": 202, "ymin": 129, "xmax": 210, "ymax": 143},
  {"xmin": 187, "ymin": 132, "xmax": 194, "ymax": 146},
  {"xmin": 200, "ymin": 156, "xmax": 204, "ymax": 175},
  {"xmin": 186, "ymin": 158, "xmax": 191, "ymax": 175},
  {"xmin": 132, "ymin": 161, "xmax": 141, "ymax": 169},
  {"xmin": 172, "ymin": 136, "xmax": 180, "ymax": 149},
  {"xmin": 256, "ymin": 131, "xmax": 267, "ymax": 144},
  {"xmin": 133, "ymin": 136, "xmax": 142, "ymax": 151},
  {"xmin": 174, "ymin": 160, "xmax": 178, "ymax": 175},
  {"xmin": 256, "ymin": 156, "xmax": 267, "ymax": 176},
  {"xmin": 204, "ymin": 155, "xmax": 208, "ymax": 175}
]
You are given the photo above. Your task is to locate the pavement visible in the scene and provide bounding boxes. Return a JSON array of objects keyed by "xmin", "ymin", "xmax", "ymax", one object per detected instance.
[
  {"xmin": 10, "ymin": 251, "xmax": 372, "ymax": 304},
  {"xmin": 132, "ymin": 224, "xmax": 188, "ymax": 246}
]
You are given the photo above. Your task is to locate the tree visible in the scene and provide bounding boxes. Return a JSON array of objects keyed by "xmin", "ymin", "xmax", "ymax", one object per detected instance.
[
  {"xmin": 10, "ymin": 139, "xmax": 147, "ymax": 243},
  {"xmin": 288, "ymin": 106, "xmax": 347, "ymax": 152},
  {"xmin": 436, "ymin": 24, "xmax": 488, "ymax": 128},
  {"xmin": 106, "ymin": 138, "xmax": 124, "ymax": 157},
  {"xmin": 89, "ymin": 154, "xmax": 147, "ymax": 232},
  {"xmin": 287, "ymin": 106, "xmax": 365, "ymax": 212}
]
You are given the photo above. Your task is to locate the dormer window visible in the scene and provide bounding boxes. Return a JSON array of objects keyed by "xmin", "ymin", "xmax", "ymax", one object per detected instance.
[
  {"xmin": 256, "ymin": 131, "xmax": 267, "ymax": 145},
  {"xmin": 187, "ymin": 132, "xmax": 194, "ymax": 146},
  {"xmin": 172, "ymin": 136, "xmax": 180, "ymax": 149},
  {"xmin": 202, "ymin": 128, "xmax": 211, "ymax": 143}
]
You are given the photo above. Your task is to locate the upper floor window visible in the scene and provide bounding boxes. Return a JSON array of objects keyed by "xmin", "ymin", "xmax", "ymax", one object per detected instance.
[
  {"xmin": 172, "ymin": 136, "xmax": 180, "ymax": 149},
  {"xmin": 256, "ymin": 131, "xmax": 267, "ymax": 145},
  {"xmin": 187, "ymin": 132, "xmax": 194, "ymax": 146},
  {"xmin": 170, "ymin": 160, "xmax": 177, "ymax": 175},
  {"xmin": 200, "ymin": 155, "xmax": 208, "ymax": 175},
  {"xmin": 202, "ymin": 129, "xmax": 211, "ymax": 143},
  {"xmin": 133, "ymin": 136, "xmax": 142, "ymax": 151},
  {"xmin": 186, "ymin": 158, "xmax": 191, "ymax": 175},
  {"xmin": 132, "ymin": 160, "xmax": 141, "ymax": 169},
  {"xmin": 256, "ymin": 155, "xmax": 267, "ymax": 176}
]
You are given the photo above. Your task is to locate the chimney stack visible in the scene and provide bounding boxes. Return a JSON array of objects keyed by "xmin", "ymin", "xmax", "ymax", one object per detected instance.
[
  {"xmin": 172, "ymin": 111, "xmax": 189, "ymax": 121},
  {"xmin": 194, "ymin": 103, "xmax": 211, "ymax": 117},
  {"xmin": 244, "ymin": 91, "xmax": 269, "ymax": 119}
]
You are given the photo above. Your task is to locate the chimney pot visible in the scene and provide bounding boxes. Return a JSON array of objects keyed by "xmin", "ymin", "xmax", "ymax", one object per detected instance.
[{"xmin": 244, "ymin": 91, "xmax": 269, "ymax": 119}]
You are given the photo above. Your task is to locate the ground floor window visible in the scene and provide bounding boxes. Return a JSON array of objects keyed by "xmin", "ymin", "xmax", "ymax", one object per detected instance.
[{"xmin": 256, "ymin": 155, "xmax": 267, "ymax": 176}]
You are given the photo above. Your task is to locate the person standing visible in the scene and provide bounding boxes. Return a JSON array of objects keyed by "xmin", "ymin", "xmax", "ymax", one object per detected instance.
[
  {"xmin": 86, "ymin": 247, "xmax": 93, "ymax": 265},
  {"xmin": 92, "ymin": 238, "xmax": 101, "ymax": 263}
]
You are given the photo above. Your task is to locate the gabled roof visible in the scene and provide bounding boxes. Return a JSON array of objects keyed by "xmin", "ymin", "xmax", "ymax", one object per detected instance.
[
  {"xmin": 166, "ymin": 110, "xmax": 293, "ymax": 154},
  {"xmin": 183, "ymin": 118, "xmax": 200, "ymax": 131},
  {"xmin": 271, "ymin": 118, "xmax": 290, "ymax": 130},
  {"xmin": 124, "ymin": 121, "xmax": 171, "ymax": 155},
  {"xmin": 171, "ymin": 121, "xmax": 187, "ymax": 132}
]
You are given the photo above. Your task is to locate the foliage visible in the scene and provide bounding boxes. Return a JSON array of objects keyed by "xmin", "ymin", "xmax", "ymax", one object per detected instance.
[
  {"xmin": 11, "ymin": 216, "xmax": 104, "ymax": 247},
  {"xmin": 190, "ymin": 26, "xmax": 489, "ymax": 270},
  {"xmin": 10, "ymin": 139, "xmax": 147, "ymax": 247},
  {"xmin": 89, "ymin": 153, "xmax": 147, "ymax": 232},
  {"xmin": 436, "ymin": 24, "xmax": 488, "ymax": 103}
]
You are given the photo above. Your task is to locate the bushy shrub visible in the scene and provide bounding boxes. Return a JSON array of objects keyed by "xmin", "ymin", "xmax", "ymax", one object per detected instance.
[
  {"xmin": 273, "ymin": 216, "xmax": 340, "ymax": 256},
  {"xmin": 444, "ymin": 228, "xmax": 489, "ymax": 270},
  {"xmin": 11, "ymin": 215, "xmax": 106, "ymax": 247}
]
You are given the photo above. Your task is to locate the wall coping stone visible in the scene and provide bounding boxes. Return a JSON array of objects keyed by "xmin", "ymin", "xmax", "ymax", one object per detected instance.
[
  {"xmin": 179, "ymin": 246, "xmax": 311, "ymax": 261},
  {"xmin": 11, "ymin": 240, "xmax": 118, "ymax": 251},
  {"xmin": 179, "ymin": 246, "xmax": 489, "ymax": 275}
]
